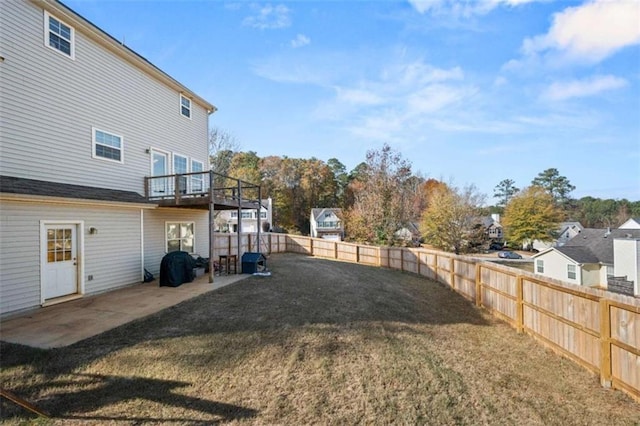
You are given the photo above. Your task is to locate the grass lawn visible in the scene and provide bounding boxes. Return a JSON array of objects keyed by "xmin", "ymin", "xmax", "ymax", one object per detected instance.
[{"xmin": 2, "ymin": 253, "xmax": 639, "ymax": 424}]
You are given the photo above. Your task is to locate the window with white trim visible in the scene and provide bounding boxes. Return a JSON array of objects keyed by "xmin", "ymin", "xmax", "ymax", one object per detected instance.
[
  {"xmin": 92, "ymin": 128, "xmax": 123, "ymax": 163},
  {"xmin": 536, "ymin": 259, "xmax": 544, "ymax": 273},
  {"xmin": 191, "ymin": 159, "xmax": 204, "ymax": 192},
  {"xmin": 173, "ymin": 154, "xmax": 188, "ymax": 193},
  {"xmin": 166, "ymin": 222, "xmax": 194, "ymax": 253},
  {"xmin": 241, "ymin": 211, "xmax": 253, "ymax": 219},
  {"xmin": 231, "ymin": 212, "xmax": 238, "ymax": 218},
  {"xmin": 45, "ymin": 12, "xmax": 74, "ymax": 58},
  {"xmin": 180, "ymin": 95, "xmax": 192, "ymax": 118},
  {"xmin": 567, "ymin": 264, "xmax": 576, "ymax": 280}
]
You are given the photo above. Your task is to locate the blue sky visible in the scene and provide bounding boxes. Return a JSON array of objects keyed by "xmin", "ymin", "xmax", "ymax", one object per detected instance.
[{"xmin": 66, "ymin": 0, "xmax": 640, "ymax": 203}]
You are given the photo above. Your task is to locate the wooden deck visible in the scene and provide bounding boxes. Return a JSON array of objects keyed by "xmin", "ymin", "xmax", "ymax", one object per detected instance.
[{"xmin": 144, "ymin": 171, "xmax": 262, "ymax": 211}]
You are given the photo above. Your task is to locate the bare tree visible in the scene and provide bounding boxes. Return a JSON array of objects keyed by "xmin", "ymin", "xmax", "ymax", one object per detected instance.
[{"xmin": 208, "ymin": 127, "xmax": 240, "ymax": 176}]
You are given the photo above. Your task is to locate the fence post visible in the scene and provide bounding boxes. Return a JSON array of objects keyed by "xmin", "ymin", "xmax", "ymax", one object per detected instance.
[
  {"xmin": 356, "ymin": 245, "xmax": 360, "ymax": 263},
  {"xmin": 475, "ymin": 263, "xmax": 482, "ymax": 307},
  {"xmin": 334, "ymin": 241, "xmax": 338, "ymax": 259},
  {"xmin": 450, "ymin": 257, "xmax": 455, "ymax": 288},
  {"xmin": 600, "ymin": 298, "xmax": 612, "ymax": 388},
  {"xmin": 248, "ymin": 234, "xmax": 252, "ymax": 252},
  {"xmin": 434, "ymin": 254, "xmax": 438, "ymax": 282},
  {"xmin": 400, "ymin": 249, "xmax": 404, "ymax": 272},
  {"xmin": 309, "ymin": 237, "xmax": 314, "ymax": 256},
  {"xmin": 417, "ymin": 251, "xmax": 421, "ymax": 276},
  {"xmin": 516, "ymin": 275, "xmax": 524, "ymax": 333}
]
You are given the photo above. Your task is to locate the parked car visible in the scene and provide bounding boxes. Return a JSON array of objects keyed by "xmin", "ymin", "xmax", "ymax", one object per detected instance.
[
  {"xmin": 489, "ymin": 242, "xmax": 504, "ymax": 250},
  {"xmin": 498, "ymin": 251, "xmax": 522, "ymax": 259}
]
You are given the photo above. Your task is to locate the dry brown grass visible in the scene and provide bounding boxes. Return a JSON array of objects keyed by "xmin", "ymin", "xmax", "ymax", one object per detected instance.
[{"xmin": 2, "ymin": 253, "xmax": 639, "ymax": 425}]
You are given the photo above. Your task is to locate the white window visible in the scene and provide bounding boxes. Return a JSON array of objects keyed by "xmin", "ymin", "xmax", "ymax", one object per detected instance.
[
  {"xmin": 260, "ymin": 211, "xmax": 267, "ymax": 219},
  {"xmin": 45, "ymin": 12, "xmax": 74, "ymax": 59},
  {"xmin": 191, "ymin": 159, "xmax": 204, "ymax": 192},
  {"xmin": 567, "ymin": 264, "xmax": 576, "ymax": 280},
  {"xmin": 92, "ymin": 128, "xmax": 123, "ymax": 163},
  {"xmin": 606, "ymin": 265, "xmax": 614, "ymax": 278},
  {"xmin": 180, "ymin": 95, "xmax": 192, "ymax": 118},
  {"xmin": 166, "ymin": 222, "xmax": 194, "ymax": 253},
  {"xmin": 173, "ymin": 154, "xmax": 188, "ymax": 194},
  {"xmin": 241, "ymin": 211, "xmax": 252, "ymax": 219},
  {"xmin": 231, "ymin": 212, "xmax": 238, "ymax": 218},
  {"xmin": 536, "ymin": 259, "xmax": 544, "ymax": 273}
]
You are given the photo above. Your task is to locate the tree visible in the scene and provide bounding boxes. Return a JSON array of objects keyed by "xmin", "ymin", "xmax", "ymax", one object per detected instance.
[
  {"xmin": 420, "ymin": 184, "xmax": 486, "ymax": 254},
  {"xmin": 327, "ymin": 158, "xmax": 349, "ymax": 207},
  {"xmin": 345, "ymin": 144, "xmax": 413, "ymax": 245},
  {"xmin": 531, "ymin": 168, "xmax": 575, "ymax": 206},
  {"xmin": 493, "ymin": 179, "xmax": 519, "ymax": 208},
  {"xmin": 208, "ymin": 127, "xmax": 240, "ymax": 174},
  {"xmin": 502, "ymin": 186, "xmax": 563, "ymax": 248}
]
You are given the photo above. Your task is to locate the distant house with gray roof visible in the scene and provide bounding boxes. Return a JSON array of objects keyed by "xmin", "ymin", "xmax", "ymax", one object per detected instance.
[
  {"xmin": 532, "ymin": 228, "xmax": 640, "ymax": 296},
  {"xmin": 530, "ymin": 221, "xmax": 583, "ymax": 251}
]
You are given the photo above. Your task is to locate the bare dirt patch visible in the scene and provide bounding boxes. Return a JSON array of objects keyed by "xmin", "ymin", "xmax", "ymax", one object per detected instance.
[{"xmin": 2, "ymin": 253, "xmax": 639, "ymax": 424}]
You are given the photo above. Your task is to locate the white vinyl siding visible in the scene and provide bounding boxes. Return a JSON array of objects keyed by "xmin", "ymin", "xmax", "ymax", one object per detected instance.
[
  {"xmin": 44, "ymin": 11, "xmax": 75, "ymax": 59},
  {"xmin": 0, "ymin": 199, "xmax": 142, "ymax": 316},
  {"xmin": 92, "ymin": 127, "xmax": 124, "ymax": 163},
  {"xmin": 1, "ymin": 1, "xmax": 209, "ymax": 194}
]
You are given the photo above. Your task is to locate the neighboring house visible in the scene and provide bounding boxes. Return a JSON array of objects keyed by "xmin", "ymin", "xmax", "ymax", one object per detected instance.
[
  {"xmin": 619, "ymin": 218, "xmax": 640, "ymax": 229},
  {"xmin": 530, "ymin": 222, "xmax": 584, "ymax": 252},
  {"xmin": 532, "ymin": 228, "xmax": 640, "ymax": 296},
  {"xmin": 216, "ymin": 198, "xmax": 273, "ymax": 233},
  {"xmin": 394, "ymin": 222, "xmax": 421, "ymax": 246},
  {"xmin": 475, "ymin": 214, "xmax": 503, "ymax": 241},
  {"xmin": 0, "ymin": 0, "xmax": 219, "ymax": 316},
  {"xmin": 310, "ymin": 208, "xmax": 344, "ymax": 241}
]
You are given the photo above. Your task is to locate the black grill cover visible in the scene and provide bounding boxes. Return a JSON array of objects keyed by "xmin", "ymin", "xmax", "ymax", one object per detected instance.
[{"xmin": 160, "ymin": 251, "xmax": 195, "ymax": 287}]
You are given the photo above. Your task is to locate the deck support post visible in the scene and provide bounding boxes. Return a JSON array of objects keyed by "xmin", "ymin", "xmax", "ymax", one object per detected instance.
[{"xmin": 209, "ymin": 171, "xmax": 215, "ymax": 283}]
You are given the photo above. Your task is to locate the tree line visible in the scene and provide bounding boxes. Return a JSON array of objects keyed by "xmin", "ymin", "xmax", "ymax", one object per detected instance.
[{"xmin": 209, "ymin": 128, "xmax": 640, "ymax": 252}]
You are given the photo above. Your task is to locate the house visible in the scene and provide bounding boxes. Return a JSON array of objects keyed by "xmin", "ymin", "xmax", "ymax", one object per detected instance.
[
  {"xmin": 0, "ymin": 1, "xmax": 258, "ymax": 317},
  {"xmin": 529, "ymin": 221, "xmax": 583, "ymax": 251},
  {"xmin": 216, "ymin": 198, "xmax": 273, "ymax": 233},
  {"xmin": 394, "ymin": 222, "xmax": 421, "ymax": 246},
  {"xmin": 619, "ymin": 218, "xmax": 640, "ymax": 229},
  {"xmin": 532, "ymin": 228, "xmax": 640, "ymax": 296},
  {"xmin": 310, "ymin": 208, "xmax": 344, "ymax": 241}
]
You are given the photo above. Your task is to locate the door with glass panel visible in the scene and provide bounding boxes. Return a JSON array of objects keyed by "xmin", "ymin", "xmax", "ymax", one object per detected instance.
[
  {"xmin": 174, "ymin": 154, "xmax": 188, "ymax": 195},
  {"xmin": 43, "ymin": 225, "xmax": 78, "ymax": 299},
  {"xmin": 151, "ymin": 150, "xmax": 169, "ymax": 197}
]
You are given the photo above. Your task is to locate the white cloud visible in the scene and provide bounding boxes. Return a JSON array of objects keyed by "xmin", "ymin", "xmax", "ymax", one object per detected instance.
[
  {"xmin": 407, "ymin": 0, "xmax": 538, "ymax": 17},
  {"xmin": 335, "ymin": 88, "xmax": 383, "ymax": 106},
  {"xmin": 291, "ymin": 34, "xmax": 310, "ymax": 48},
  {"xmin": 522, "ymin": 0, "xmax": 640, "ymax": 64},
  {"xmin": 541, "ymin": 75, "xmax": 628, "ymax": 101},
  {"xmin": 243, "ymin": 4, "xmax": 291, "ymax": 29}
]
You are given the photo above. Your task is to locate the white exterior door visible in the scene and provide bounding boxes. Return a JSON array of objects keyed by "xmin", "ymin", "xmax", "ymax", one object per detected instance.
[
  {"xmin": 151, "ymin": 150, "xmax": 169, "ymax": 196},
  {"xmin": 43, "ymin": 224, "xmax": 78, "ymax": 299}
]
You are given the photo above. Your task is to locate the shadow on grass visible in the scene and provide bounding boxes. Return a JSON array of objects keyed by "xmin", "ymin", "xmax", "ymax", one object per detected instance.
[
  {"xmin": 2, "ymin": 373, "xmax": 257, "ymax": 423},
  {"xmin": 1, "ymin": 254, "xmax": 489, "ymax": 420}
]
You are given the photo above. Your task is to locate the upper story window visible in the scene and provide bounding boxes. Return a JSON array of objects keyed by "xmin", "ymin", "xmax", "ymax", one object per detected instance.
[
  {"xmin": 241, "ymin": 211, "xmax": 253, "ymax": 219},
  {"xmin": 231, "ymin": 212, "xmax": 238, "ymax": 218},
  {"xmin": 180, "ymin": 95, "xmax": 192, "ymax": 119},
  {"xmin": 45, "ymin": 12, "xmax": 75, "ymax": 59},
  {"xmin": 536, "ymin": 259, "xmax": 544, "ymax": 273},
  {"xmin": 260, "ymin": 211, "xmax": 267, "ymax": 219},
  {"xmin": 92, "ymin": 127, "xmax": 123, "ymax": 163}
]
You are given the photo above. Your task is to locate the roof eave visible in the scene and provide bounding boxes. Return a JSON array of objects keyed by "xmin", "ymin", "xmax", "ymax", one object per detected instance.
[{"xmin": 35, "ymin": 0, "xmax": 216, "ymax": 114}]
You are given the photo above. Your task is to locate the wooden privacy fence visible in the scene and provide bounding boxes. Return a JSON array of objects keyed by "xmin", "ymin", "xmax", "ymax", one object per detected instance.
[{"xmin": 267, "ymin": 234, "xmax": 639, "ymax": 402}]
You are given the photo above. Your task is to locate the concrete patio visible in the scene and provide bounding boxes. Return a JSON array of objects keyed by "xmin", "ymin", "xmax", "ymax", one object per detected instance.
[{"xmin": 0, "ymin": 273, "xmax": 248, "ymax": 349}]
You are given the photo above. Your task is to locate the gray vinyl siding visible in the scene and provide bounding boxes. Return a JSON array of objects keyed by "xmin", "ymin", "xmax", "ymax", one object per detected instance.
[
  {"xmin": 143, "ymin": 208, "xmax": 209, "ymax": 276},
  {"xmin": 0, "ymin": 1, "xmax": 209, "ymax": 194},
  {"xmin": 0, "ymin": 199, "xmax": 143, "ymax": 316}
]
